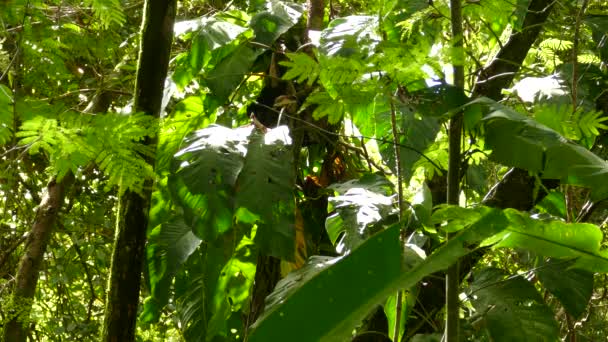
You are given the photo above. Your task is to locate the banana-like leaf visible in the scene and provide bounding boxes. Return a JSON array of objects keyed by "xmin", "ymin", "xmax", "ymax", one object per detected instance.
[
  {"xmin": 485, "ymin": 209, "xmax": 608, "ymax": 273},
  {"xmin": 248, "ymin": 209, "xmax": 508, "ymax": 341}
]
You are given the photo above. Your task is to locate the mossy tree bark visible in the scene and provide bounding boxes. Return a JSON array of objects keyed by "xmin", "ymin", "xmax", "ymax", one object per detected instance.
[{"xmin": 100, "ymin": 1, "xmax": 176, "ymax": 342}]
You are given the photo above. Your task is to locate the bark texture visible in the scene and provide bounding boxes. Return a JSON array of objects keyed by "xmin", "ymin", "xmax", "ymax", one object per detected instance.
[
  {"xmin": 1, "ymin": 87, "xmax": 112, "ymax": 342},
  {"xmin": 99, "ymin": 1, "xmax": 176, "ymax": 341}
]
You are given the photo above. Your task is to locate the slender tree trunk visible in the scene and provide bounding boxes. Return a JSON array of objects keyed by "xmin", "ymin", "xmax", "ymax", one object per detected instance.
[
  {"xmin": 445, "ymin": 0, "xmax": 464, "ymax": 340},
  {"xmin": 100, "ymin": 1, "xmax": 176, "ymax": 341},
  {"xmin": 406, "ymin": 0, "xmax": 556, "ymax": 337},
  {"xmin": 1, "ymin": 87, "xmax": 115, "ymax": 342},
  {"xmin": 2, "ymin": 174, "xmax": 74, "ymax": 342}
]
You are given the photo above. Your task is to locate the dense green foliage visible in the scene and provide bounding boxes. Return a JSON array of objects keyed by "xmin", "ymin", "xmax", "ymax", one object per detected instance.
[{"xmin": 2, "ymin": 0, "xmax": 608, "ymax": 341}]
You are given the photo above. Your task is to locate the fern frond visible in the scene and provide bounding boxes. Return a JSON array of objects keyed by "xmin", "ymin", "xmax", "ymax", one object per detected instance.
[
  {"xmin": 578, "ymin": 109, "xmax": 608, "ymax": 138},
  {"xmin": 302, "ymin": 91, "xmax": 345, "ymax": 124},
  {"xmin": 539, "ymin": 38, "xmax": 573, "ymax": 51},
  {"xmin": 83, "ymin": 0, "xmax": 126, "ymax": 29},
  {"xmin": 15, "ymin": 110, "xmax": 157, "ymax": 194},
  {"xmin": 280, "ymin": 52, "xmax": 319, "ymax": 86}
]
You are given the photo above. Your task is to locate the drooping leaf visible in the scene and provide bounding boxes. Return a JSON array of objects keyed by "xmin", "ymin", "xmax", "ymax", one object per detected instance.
[
  {"xmin": 319, "ymin": 16, "xmax": 381, "ymax": 58},
  {"xmin": 536, "ymin": 258, "xmax": 593, "ymax": 319},
  {"xmin": 173, "ymin": 16, "xmax": 251, "ymax": 89},
  {"xmin": 249, "ymin": 1, "xmax": 303, "ymax": 46},
  {"xmin": 468, "ymin": 268, "xmax": 559, "ymax": 342},
  {"xmin": 205, "ymin": 1, "xmax": 303, "ymax": 102},
  {"xmin": 481, "ymin": 100, "xmax": 608, "ymax": 200}
]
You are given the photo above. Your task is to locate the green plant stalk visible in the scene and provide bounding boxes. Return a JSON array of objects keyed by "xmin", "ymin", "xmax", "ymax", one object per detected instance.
[
  {"xmin": 390, "ymin": 97, "xmax": 405, "ymax": 340},
  {"xmin": 446, "ymin": 0, "xmax": 464, "ymax": 341}
]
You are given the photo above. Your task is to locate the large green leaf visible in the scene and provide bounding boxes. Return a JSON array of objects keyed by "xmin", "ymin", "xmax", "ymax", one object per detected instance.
[
  {"xmin": 249, "ymin": 0, "xmax": 303, "ymax": 46},
  {"xmin": 170, "ymin": 125, "xmax": 296, "ymax": 259},
  {"xmin": 376, "ymin": 106, "xmax": 441, "ymax": 182},
  {"xmin": 325, "ymin": 173, "xmax": 396, "ymax": 253},
  {"xmin": 205, "ymin": 44, "xmax": 260, "ymax": 103},
  {"xmin": 205, "ymin": 1, "xmax": 303, "ymax": 102},
  {"xmin": 484, "ymin": 209, "xmax": 608, "ymax": 273},
  {"xmin": 481, "ymin": 101, "xmax": 608, "ymax": 200},
  {"xmin": 469, "ymin": 268, "xmax": 559, "ymax": 342},
  {"xmin": 173, "ymin": 15, "xmax": 251, "ymax": 89},
  {"xmin": 536, "ymin": 258, "xmax": 593, "ymax": 319},
  {"xmin": 142, "ymin": 216, "xmax": 202, "ymax": 323},
  {"xmin": 248, "ymin": 209, "xmax": 509, "ymax": 341},
  {"xmin": 320, "ymin": 16, "xmax": 381, "ymax": 58},
  {"xmin": 170, "ymin": 125, "xmax": 252, "ymax": 240},
  {"xmin": 234, "ymin": 126, "xmax": 296, "ymax": 259}
]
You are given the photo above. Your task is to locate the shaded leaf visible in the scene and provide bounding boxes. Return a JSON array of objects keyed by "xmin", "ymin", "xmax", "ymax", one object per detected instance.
[
  {"xmin": 235, "ymin": 126, "xmax": 296, "ymax": 259},
  {"xmin": 142, "ymin": 217, "xmax": 202, "ymax": 323},
  {"xmin": 536, "ymin": 258, "xmax": 593, "ymax": 319},
  {"xmin": 469, "ymin": 268, "xmax": 559, "ymax": 342}
]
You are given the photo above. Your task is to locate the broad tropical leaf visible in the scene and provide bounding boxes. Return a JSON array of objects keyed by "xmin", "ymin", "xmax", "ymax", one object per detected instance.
[
  {"xmin": 248, "ymin": 209, "xmax": 509, "ymax": 341},
  {"xmin": 484, "ymin": 209, "xmax": 608, "ymax": 273},
  {"xmin": 170, "ymin": 125, "xmax": 251, "ymax": 240},
  {"xmin": 481, "ymin": 100, "xmax": 608, "ymax": 200},
  {"xmin": 142, "ymin": 217, "xmax": 202, "ymax": 323},
  {"xmin": 468, "ymin": 268, "xmax": 559, "ymax": 342},
  {"xmin": 536, "ymin": 258, "xmax": 593, "ymax": 319},
  {"xmin": 234, "ymin": 126, "xmax": 296, "ymax": 259},
  {"xmin": 325, "ymin": 173, "xmax": 396, "ymax": 254}
]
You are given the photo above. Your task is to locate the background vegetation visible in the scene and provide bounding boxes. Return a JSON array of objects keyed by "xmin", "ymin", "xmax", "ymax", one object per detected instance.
[{"xmin": 1, "ymin": 0, "xmax": 608, "ymax": 341}]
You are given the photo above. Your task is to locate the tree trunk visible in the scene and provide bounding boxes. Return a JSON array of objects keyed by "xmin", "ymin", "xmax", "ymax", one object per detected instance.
[
  {"xmin": 100, "ymin": 1, "xmax": 176, "ymax": 341},
  {"xmin": 2, "ymin": 174, "xmax": 74, "ymax": 342},
  {"xmin": 1, "ymin": 86, "xmax": 114, "ymax": 342}
]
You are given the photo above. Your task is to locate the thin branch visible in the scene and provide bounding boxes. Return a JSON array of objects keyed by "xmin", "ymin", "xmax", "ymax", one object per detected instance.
[
  {"xmin": 252, "ymin": 101, "xmax": 444, "ymax": 171},
  {"xmin": 0, "ymin": 233, "xmax": 28, "ymax": 270}
]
